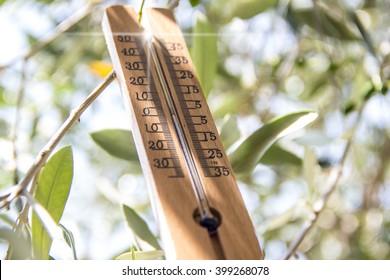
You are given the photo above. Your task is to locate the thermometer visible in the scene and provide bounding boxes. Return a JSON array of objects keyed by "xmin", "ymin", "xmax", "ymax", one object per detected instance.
[{"xmin": 103, "ymin": 6, "xmax": 262, "ymax": 260}]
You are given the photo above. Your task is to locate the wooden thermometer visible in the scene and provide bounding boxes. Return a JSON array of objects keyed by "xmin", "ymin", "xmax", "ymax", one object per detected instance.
[{"xmin": 102, "ymin": 6, "xmax": 262, "ymax": 260}]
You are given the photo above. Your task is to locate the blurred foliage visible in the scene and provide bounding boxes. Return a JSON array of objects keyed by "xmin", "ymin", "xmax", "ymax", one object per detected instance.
[
  {"xmin": 191, "ymin": 11, "xmax": 217, "ymax": 97},
  {"xmin": 0, "ymin": 0, "xmax": 389, "ymax": 260},
  {"xmin": 116, "ymin": 248, "xmax": 165, "ymax": 260}
]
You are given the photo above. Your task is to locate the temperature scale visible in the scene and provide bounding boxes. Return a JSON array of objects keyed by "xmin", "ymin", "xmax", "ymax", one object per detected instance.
[{"xmin": 102, "ymin": 6, "xmax": 262, "ymax": 260}]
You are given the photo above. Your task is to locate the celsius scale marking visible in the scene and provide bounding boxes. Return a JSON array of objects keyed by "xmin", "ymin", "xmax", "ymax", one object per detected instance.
[{"xmin": 103, "ymin": 6, "xmax": 262, "ymax": 260}]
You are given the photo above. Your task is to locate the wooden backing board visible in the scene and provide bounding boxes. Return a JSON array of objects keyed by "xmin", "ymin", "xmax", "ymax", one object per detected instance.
[{"xmin": 103, "ymin": 5, "xmax": 263, "ymax": 260}]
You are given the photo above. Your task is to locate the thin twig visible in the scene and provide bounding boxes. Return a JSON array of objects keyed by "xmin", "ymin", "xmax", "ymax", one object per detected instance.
[
  {"xmin": 0, "ymin": 3, "xmax": 96, "ymax": 71},
  {"xmin": 138, "ymin": 0, "xmax": 146, "ymax": 22},
  {"xmin": 10, "ymin": 58, "xmax": 28, "ymax": 185},
  {"xmin": 0, "ymin": 71, "xmax": 116, "ymax": 210},
  {"xmin": 4, "ymin": 172, "xmax": 38, "ymax": 260},
  {"xmin": 14, "ymin": 169, "xmax": 40, "ymax": 229},
  {"xmin": 284, "ymin": 105, "xmax": 365, "ymax": 260},
  {"xmin": 167, "ymin": 0, "xmax": 181, "ymax": 10},
  {"xmin": 350, "ymin": 11, "xmax": 380, "ymax": 64},
  {"xmin": 19, "ymin": 169, "xmax": 40, "ymax": 225}
]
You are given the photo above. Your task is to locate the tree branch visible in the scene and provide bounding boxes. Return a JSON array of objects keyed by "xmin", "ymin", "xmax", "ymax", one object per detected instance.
[
  {"xmin": 138, "ymin": 0, "xmax": 146, "ymax": 22},
  {"xmin": 167, "ymin": 0, "xmax": 181, "ymax": 10},
  {"xmin": 0, "ymin": 71, "xmax": 116, "ymax": 210},
  {"xmin": 350, "ymin": 10, "xmax": 380, "ymax": 64},
  {"xmin": 10, "ymin": 58, "xmax": 28, "ymax": 185},
  {"xmin": 284, "ymin": 105, "xmax": 365, "ymax": 260}
]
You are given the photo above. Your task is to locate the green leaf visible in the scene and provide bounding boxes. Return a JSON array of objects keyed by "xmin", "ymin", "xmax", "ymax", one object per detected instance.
[
  {"xmin": 209, "ymin": 0, "xmax": 277, "ymax": 22},
  {"xmin": 261, "ymin": 202, "xmax": 312, "ymax": 236},
  {"xmin": 228, "ymin": 0, "xmax": 278, "ymax": 20},
  {"xmin": 0, "ymin": 119, "xmax": 8, "ymax": 138},
  {"xmin": 32, "ymin": 146, "xmax": 73, "ymax": 259},
  {"xmin": 59, "ymin": 224, "xmax": 78, "ymax": 260},
  {"xmin": 0, "ymin": 85, "xmax": 6, "ymax": 105},
  {"xmin": 220, "ymin": 114, "xmax": 240, "ymax": 150},
  {"xmin": 0, "ymin": 213, "xmax": 15, "ymax": 226},
  {"xmin": 212, "ymin": 94, "xmax": 244, "ymax": 119},
  {"xmin": 90, "ymin": 129, "xmax": 137, "ymax": 160},
  {"xmin": 90, "ymin": 129, "xmax": 141, "ymax": 172},
  {"xmin": 260, "ymin": 144, "xmax": 302, "ymax": 166},
  {"xmin": 191, "ymin": 12, "xmax": 217, "ymax": 98},
  {"xmin": 189, "ymin": 0, "xmax": 200, "ymax": 7},
  {"xmin": 116, "ymin": 250, "xmax": 165, "ymax": 260},
  {"xmin": 229, "ymin": 110, "xmax": 317, "ymax": 176},
  {"xmin": 121, "ymin": 204, "xmax": 161, "ymax": 250},
  {"xmin": 0, "ymin": 226, "xmax": 33, "ymax": 259},
  {"xmin": 36, "ymin": 0, "xmax": 56, "ymax": 3}
]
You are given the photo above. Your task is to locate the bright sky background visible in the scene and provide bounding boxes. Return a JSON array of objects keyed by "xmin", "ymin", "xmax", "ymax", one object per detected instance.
[{"xmin": 1, "ymin": 0, "xmax": 389, "ymax": 260}]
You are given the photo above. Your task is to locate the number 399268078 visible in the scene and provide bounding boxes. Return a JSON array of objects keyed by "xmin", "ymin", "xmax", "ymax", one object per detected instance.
[{"xmin": 215, "ymin": 266, "xmax": 269, "ymax": 276}]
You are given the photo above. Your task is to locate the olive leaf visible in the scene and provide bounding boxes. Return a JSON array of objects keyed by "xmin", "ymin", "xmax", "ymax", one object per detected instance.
[
  {"xmin": 121, "ymin": 204, "xmax": 161, "ymax": 250},
  {"xmin": 116, "ymin": 249, "xmax": 165, "ymax": 260},
  {"xmin": 229, "ymin": 110, "xmax": 317, "ymax": 177},
  {"xmin": 191, "ymin": 12, "xmax": 217, "ymax": 97},
  {"xmin": 90, "ymin": 129, "xmax": 141, "ymax": 173},
  {"xmin": 261, "ymin": 144, "xmax": 302, "ymax": 166},
  {"xmin": 31, "ymin": 146, "xmax": 73, "ymax": 259}
]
